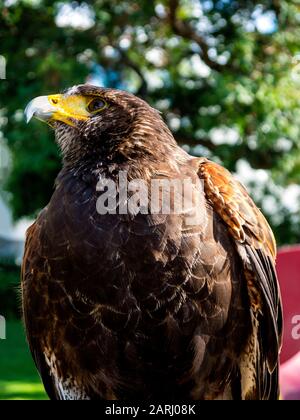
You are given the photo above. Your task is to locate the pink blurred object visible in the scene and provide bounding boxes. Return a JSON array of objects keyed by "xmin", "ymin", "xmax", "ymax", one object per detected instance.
[
  {"xmin": 280, "ymin": 352, "xmax": 300, "ymax": 400},
  {"xmin": 276, "ymin": 245, "xmax": 300, "ymax": 400},
  {"xmin": 276, "ymin": 245, "xmax": 300, "ymax": 363}
]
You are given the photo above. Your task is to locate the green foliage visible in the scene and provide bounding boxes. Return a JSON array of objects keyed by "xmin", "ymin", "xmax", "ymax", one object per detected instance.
[{"xmin": 0, "ymin": 0, "xmax": 299, "ymax": 244}]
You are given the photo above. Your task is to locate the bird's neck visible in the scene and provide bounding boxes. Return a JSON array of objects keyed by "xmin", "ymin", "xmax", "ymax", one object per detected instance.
[
  {"xmin": 62, "ymin": 113, "xmax": 188, "ymax": 181},
  {"xmin": 61, "ymin": 144, "xmax": 187, "ymax": 186}
]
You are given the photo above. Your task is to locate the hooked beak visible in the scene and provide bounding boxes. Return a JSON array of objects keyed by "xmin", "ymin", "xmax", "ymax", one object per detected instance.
[
  {"xmin": 24, "ymin": 96, "xmax": 58, "ymax": 124},
  {"xmin": 24, "ymin": 93, "xmax": 91, "ymax": 127}
]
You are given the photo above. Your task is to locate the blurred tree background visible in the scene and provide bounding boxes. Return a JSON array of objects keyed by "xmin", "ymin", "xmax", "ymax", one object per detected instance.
[
  {"xmin": 0, "ymin": 0, "xmax": 300, "ymax": 244},
  {"xmin": 0, "ymin": 0, "xmax": 300, "ymax": 400}
]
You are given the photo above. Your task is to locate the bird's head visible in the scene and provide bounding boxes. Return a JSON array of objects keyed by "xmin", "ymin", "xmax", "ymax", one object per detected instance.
[{"xmin": 25, "ymin": 84, "xmax": 173, "ymax": 165}]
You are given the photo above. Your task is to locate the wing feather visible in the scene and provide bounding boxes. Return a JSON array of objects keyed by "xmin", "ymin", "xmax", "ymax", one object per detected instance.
[
  {"xmin": 21, "ymin": 221, "xmax": 59, "ymax": 400},
  {"xmin": 197, "ymin": 158, "xmax": 283, "ymax": 399}
]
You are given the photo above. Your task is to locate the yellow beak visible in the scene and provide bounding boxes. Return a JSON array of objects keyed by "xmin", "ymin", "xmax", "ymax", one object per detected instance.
[{"xmin": 24, "ymin": 94, "xmax": 91, "ymax": 126}]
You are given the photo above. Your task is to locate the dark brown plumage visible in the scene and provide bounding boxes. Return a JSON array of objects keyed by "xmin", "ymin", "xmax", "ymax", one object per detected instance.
[{"xmin": 22, "ymin": 85, "xmax": 282, "ymax": 400}]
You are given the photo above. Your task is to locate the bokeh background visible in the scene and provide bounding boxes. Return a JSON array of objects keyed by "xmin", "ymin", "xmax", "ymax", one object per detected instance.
[{"xmin": 0, "ymin": 0, "xmax": 300, "ymax": 400}]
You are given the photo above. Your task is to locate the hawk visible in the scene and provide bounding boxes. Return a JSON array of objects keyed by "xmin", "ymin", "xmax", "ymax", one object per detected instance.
[{"xmin": 22, "ymin": 85, "xmax": 282, "ymax": 400}]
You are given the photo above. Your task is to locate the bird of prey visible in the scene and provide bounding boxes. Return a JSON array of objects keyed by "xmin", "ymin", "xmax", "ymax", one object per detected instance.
[{"xmin": 22, "ymin": 85, "xmax": 282, "ymax": 400}]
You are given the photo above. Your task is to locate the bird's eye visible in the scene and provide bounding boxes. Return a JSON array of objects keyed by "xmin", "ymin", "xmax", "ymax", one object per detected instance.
[{"xmin": 87, "ymin": 98, "xmax": 107, "ymax": 113}]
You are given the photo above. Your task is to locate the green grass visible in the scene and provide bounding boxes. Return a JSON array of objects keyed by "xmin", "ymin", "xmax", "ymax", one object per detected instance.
[{"xmin": 0, "ymin": 320, "xmax": 48, "ymax": 400}]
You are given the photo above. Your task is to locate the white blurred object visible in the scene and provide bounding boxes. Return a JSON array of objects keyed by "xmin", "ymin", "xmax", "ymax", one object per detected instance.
[
  {"xmin": 0, "ymin": 195, "xmax": 32, "ymax": 241},
  {"xmin": 0, "ymin": 195, "xmax": 33, "ymax": 263},
  {"xmin": 0, "ymin": 195, "xmax": 12, "ymax": 239}
]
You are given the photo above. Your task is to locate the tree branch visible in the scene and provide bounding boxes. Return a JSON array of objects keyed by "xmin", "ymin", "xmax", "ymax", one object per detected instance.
[
  {"xmin": 166, "ymin": 0, "xmax": 223, "ymax": 72},
  {"xmin": 116, "ymin": 47, "xmax": 148, "ymax": 98},
  {"xmin": 271, "ymin": 0, "xmax": 281, "ymax": 19}
]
